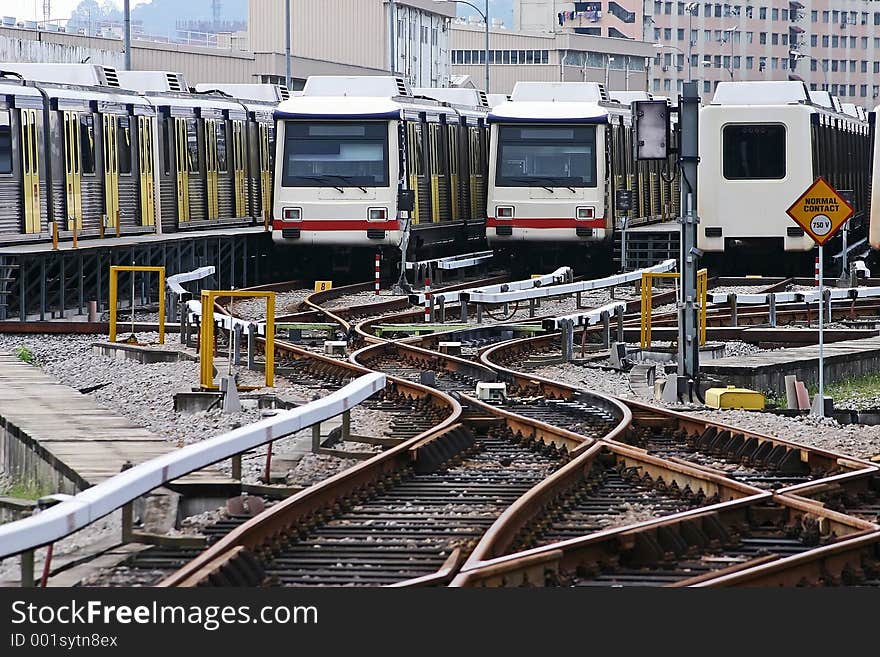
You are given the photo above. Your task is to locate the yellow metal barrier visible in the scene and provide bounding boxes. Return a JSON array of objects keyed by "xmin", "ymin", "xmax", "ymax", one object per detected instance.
[
  {"xmin": 640, "ymin": 269, "xmax": 707, "ymax": 349},
  {"xmin": 109, "ymin": 266, "xmax": 166, "ymax": 344},
  {"xmin": 199, "ymin": 290, "xmax": 275, "ymax": 390}
]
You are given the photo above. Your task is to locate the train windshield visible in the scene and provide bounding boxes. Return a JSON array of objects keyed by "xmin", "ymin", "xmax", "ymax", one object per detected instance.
[
  {"xmin": 722, "ymin": 124, "xmax": 786, "ymax": 180},
  {"xmin": 496, "ymin": 125, "xmax": 597, "ymax": 188},
  {"xmin": 282, "ymin": 121, "xmax": 389, "ymax": 187}
]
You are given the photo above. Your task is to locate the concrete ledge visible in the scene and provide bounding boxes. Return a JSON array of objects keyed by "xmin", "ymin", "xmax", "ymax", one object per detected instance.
[
  {"xmin": 0, "ymin": 497, "xmax": 36, "ymax": 524},
  {"xmin": 92, "ymin": 342, "xmax": 197, "ymax": 363},
  {"xmin": 702, "ymin": 336, "xmax": 880, "ymax": 394}
]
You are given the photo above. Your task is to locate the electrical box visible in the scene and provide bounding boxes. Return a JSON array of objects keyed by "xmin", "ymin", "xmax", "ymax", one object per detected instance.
[
  {"xmin": 705, "ymin": 386, "xmax": 765, "ymax": 410},
  {"xmin": 633, "ymin": 100, "xmax": 670, "ymax": 160},
  {"xmin": 476, "ymin": 382, "xmax": 507, "ymax": 401},
  {"xmin": 438, "ymin": 341, "xmax": 462, "ymax": 356},
  {"xmin": 324, "ymin": 340, "xmax": 347, "ymax": 355}
]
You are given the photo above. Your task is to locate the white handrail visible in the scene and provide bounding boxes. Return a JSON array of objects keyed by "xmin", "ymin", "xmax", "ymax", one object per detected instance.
[
  {"xmin": 412, "ymin": 266, "xmax": 573, "ymax": 305},
  {"xmin": 0, "ymin": 373, "xmax": 387, "ymax": 559},
  {"xmin": 543, "ymin": 301, "xmax": 628, "ymax": 331},
  {"xmin": 166, "ymin": 266, "xmax": 215, "ymax": 296},
  {"xmin": 708, "ymin": 286, "xmax": 880, "ymax": 306},
  {"xmin": 466, "ymin": 259, "xmax": 676, "ymax": 305}
]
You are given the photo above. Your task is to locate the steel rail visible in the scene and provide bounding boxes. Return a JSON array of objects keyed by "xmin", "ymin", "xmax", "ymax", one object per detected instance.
[{"xmin": 0, "ymin": 374, "xmax": 387, "ymax": 560}]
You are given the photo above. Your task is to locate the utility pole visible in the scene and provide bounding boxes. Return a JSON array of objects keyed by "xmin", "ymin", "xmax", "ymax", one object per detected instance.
[
  {"xmin": 679, "ymin": 80, "xmax": 700, "ymax": 387},
  {"xmin": 285, "ymin": 0, "xmax": 292, "ymax": 90},
  {"xmin": 389, "ymin": 0, "xmax": 396, "ymax": 74},
  {"xmin": 123, "ymin": 0, "xmax": 131, "ymax": 70}
]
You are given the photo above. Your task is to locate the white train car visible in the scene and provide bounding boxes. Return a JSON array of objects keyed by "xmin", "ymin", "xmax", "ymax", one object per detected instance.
[
  {"xmin": 271, "ymin": 76, "xmax": 488, "ymax": 260},
  {"xmin": 486, "ymin": 82, "xmax": 677, "ymax": 271},
  {"xmin": 699, "ymin": 81, "xmax": 870, "ymax": 266},
  {"xmin": 486, "ymin": 82, "xmax": 619, "ymax": 247}
]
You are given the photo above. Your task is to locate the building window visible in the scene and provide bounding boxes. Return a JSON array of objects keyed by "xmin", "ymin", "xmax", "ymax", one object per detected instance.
[
  {"xmin": 810, "ymin": 59, "xmax": 817, "ymax": 71},
  {"xmin": 771, "ymin": 32, "xmax": 778, "ymax": 45},
  {"xmin": 824, "ymin": 11, "xmax": 830, "ymax": 23},
  {"xmin": 811, "ymin": 35, "xmax": 817, "ymax": 47},
  {"xmin": 811, "ymin": 10, "xmax": 817, "ymax": 22},
  {"xmin": 733, "ymin": 56, "xmax": 740, "ymax": 68},
  {"xmin": 653, "ymin": 78, "xmax": 661, "ymax": 91},
  {"xmin": 704, "ymin": 80, "xmax": 710, "ymax": 93},
  {"xmin": 664, "ymin": 28, "xmax": 672, "ymax": 39},
  {"xmin": 822, "ymin": 35, "xmax": 828, "ymax": 47},
  {"xmin": 664, "ymin": 79, "xmax": 671, "ymax": 91},
  {"xmin": 664, "ymin": 2, "xmax": 672, "ymax": 14},
  {"xmin": 874, "ymin": 62, "xmax": 879, "ymax": 74},
  {"xmin": 759, "ymin": 6, "xmax": 766, "ymax": 19},
  {"xmin": 677, "ymin": 28, "xmax": 685, "ymax": 40},
  {"xmin": 862, "ymin": 60, "xmax": 868, "ymax": 73},
  {"xmin": 781, "ymin": 8, "xmax": 787, "ymax": 20},
  {"xmin": 832, "ymin": 35, "xmax": 838, "ymax": 48},
  {"xmin": 704, "ymin": 30, "xmax": 711, "ymax": 42},
  {"xmin": 759, "ymin": 32, "xmax": 766, "ymax": 44},
  {"xmin": 850, "ymin": 85, "xmax": 856, "ymax": 97},
  {"xmin": 714, "ymin": 3, "xmax": 721, "ymax": 17},
  {"xmin": 746, "ymin": 31, "xmax": 753, "ymax": 43},
  {"xmin": 771, "ymin": 57, "xmax": 778, "ymax": 69},
  {"xmin": 746, "ymin": 56, "xmax": 753, "ymax": 69},
  {"xmin": 861, "ymin": 85, "xmax": 868, "ymax": 97},
  {"xmin": 771, "ymin": 8, "xmax": 778, "ymax": 20},
  {"xmin": 714, "ymin": 55, "xmax": 721, "ymax": 67}
]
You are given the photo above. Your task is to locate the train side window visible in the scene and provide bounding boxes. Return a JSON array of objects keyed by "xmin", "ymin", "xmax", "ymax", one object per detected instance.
[
  {"xmin": 162, "ymin": 119, "xmax": 171, "ymax": 175},
  {"xmin": 79, "ymin": 114, "xmax": 95, "ymax": 175},
  {"xmin": 186, "ymin": 118, "xmax": 199, "ymax": 174},
  {"xmin": 722, "ymin": 124, "xmax": 785, "ymax": 179},
  {"xmin": 0, "ymin": 110, "xmax": 10, "ymax": 174},
  {"xmin": 116, "ymin": 116, "xmax": 132, "ymax": 175},
  {"xmin": 216, "ymin": 121, "xmax": 228, "ymax": 173}
]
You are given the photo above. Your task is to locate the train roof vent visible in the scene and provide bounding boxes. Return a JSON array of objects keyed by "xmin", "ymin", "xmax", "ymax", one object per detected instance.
[
  {"xmin": 102, "ymin": 66, "xmax": 120, "ymax": 87},
  {"xmin": 0, "ymin": 62, "xmax": 116, "ymax": 86},
  {"xmin": 809, "ymin": 90, "xmax": 834, "ymax": 109},
  {"xmin": 412, "ymin": 87, "xmax": 489, "ymax": 107},
  {"xmin": 165, "ymin": 72, "xmax": 183, "ymax": 91},
  {"xmin": 302, "ymin": 76, "xmax": 412, "ymax": 98},
  {"xmin": 193, "ymin": 83, "xmax": 288, "ymax": 102},
  {"xmin": 711, "ymin": 80, "xmax": 809, "ymax": 105},
  {"xmin": 609, "ymin": 90, "xmax": 653, "ymax": 103},
  {"xmin": 115, "ymin": 70, "xmax": 189, "ymax": 92},
  {"xmin": 511, "ymin": 81, "xmax": 605, "ymax": 103}
]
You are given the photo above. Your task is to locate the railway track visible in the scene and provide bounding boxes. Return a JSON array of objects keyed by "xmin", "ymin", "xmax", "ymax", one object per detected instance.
[{"xmin": 150, "ymin": 274, "xmax": 880, "ymax": 588}]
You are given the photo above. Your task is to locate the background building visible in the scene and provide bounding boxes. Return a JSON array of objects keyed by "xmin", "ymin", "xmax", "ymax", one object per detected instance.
[
  {"xmin": 0, "ymin": 1, "xmax": 455, "ymax": 88},
  {"xmin": 450, "ymin": 21, "xmax": 654, "ymax": 93},
  {"xmin": 511, "ymin": 1, "xmax": 880, "ymax": 106}
]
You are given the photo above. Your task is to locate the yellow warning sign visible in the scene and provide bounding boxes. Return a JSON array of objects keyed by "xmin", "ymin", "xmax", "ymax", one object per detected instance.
[
  {"xmin": 314, "ymin": 280, "xmax": 333, "ymax": 292},
  {"xmin": 785, "ymin": 177, "xmax": 854, "ymax": 246}
]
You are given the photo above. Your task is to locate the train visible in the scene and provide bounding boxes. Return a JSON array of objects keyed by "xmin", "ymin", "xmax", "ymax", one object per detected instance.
[
  {"xmin": 0, "ymin": 63, "xmax": 282, "ymax": 243},
  {"xmin": 484, "ymin": 81, "xmax": 679, "ymax": 272},
  {"xmin": 270, "ymin": 75, "xmax": 490, "ymax": 272},
  {"xmin": 0, "ymin": 66, "xmax": 876, "ymax": 279},
  {"xmin": 699, "ymin": 81, "xmax": 872, "ymax": 274}
]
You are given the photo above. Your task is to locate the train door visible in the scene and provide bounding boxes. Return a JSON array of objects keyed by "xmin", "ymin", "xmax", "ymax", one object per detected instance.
[
  {"xmin": 101, "ymin": 114, "xmax": 120, "ymax": 229},
  {"xmin": 19, "ymin": 109, "xmax": 41, "ymax": 234},
  {"xmin": 137, "ymin": 115, "xmax": 155, "ymax": 226},
  {"xmin": 232, "ymin": 120, "xmax": 247, "ymax": 218},
  {"xmin": 204, "ymin": 118, "xmax": 220, "ymax": 220},
  {"xmin": 62, "ymin": 112, "xmax": 83, "ymax": 230},
  {"xmin": 174, "ymin": 117, "xmax": 191, "ymax": 223},
  {"xmin": 447, "ymin": 123, "xmax": 460, "ymax": 223},
  {"xmin": 258, "ymin": 123, "xmax": 273, "ymax": 222}
]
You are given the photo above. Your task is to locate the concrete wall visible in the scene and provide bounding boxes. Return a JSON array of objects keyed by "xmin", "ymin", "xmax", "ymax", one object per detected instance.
[{"xmin": 0, "ymin": 31, "xmax": 123, "ymax": 68}]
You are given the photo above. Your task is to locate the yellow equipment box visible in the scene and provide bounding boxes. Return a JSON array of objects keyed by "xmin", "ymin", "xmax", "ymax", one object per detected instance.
[{"xmin": 705, "ymin": 386, "xmax": 765, "ymax": 410}]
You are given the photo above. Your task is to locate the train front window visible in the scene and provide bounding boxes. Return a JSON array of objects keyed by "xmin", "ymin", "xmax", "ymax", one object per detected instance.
[
  {"xmin": 282, "ymin": 121, "xmax": 388, "ymax": 187},
  {"xmin": 722, "ymin": 124, "xmax": 786, "ymax": 179},
  {"xmin": 496, "ymin": 125, "xmax": 597, "ymax": 188}
]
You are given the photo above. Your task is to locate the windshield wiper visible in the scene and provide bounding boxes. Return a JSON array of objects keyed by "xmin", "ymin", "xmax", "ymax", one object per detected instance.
[
  {"xmin": 508, "ymin": 177, "xmax": 555, "ymax": 193},
  {"xmin": 321, "ymin": 174, "xmax": 369, "ymax": 194},
  {"xmin": 299, "ymin": 176, "xmax": 344, "ymax": 193}
]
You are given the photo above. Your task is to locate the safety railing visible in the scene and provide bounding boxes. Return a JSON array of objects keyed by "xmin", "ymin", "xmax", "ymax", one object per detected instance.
[{"xmin": 0, "ymin": 374, "xmax": 387, "ymax": 575}]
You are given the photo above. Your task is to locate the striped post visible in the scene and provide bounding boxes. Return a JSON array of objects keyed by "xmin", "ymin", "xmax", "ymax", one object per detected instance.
[
  {"xmin": 815, "ymin": 256, "xmax": 820, "ymax": 286},
  {"xmin": 374, "ymin": 252, "xmax": 381, "ymax": 295},
  {"xmin": 424, "ymin": 278, "xmax": 431, "ymax": 323}
]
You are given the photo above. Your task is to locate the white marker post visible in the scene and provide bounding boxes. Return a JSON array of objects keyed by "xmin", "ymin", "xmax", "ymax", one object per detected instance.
[
  {"xmin": 816, "ymin": 244, "xmax": 824, "ymax": 418},
  {"xmin": 786, "ymin": 178, "xmax": 853, "ymax": 419}
]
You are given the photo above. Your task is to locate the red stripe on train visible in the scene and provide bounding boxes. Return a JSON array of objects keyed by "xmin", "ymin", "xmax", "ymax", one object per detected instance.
[
  {"xmin": 486, "ymin": 217, "xmax": 607, "ymax": 229},
  {"xmin": 273, "ymin": 220, "xmax": 401, "ymax": 231}
]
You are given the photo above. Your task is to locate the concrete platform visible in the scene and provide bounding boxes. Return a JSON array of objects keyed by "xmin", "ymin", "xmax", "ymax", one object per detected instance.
[
  {"xmin": 0, "ymin": 353, "xmax": 234, "ymax": 495},
  {"xmin": 701, "ymin": 335, "xmax": 880, "ymax": 393}
]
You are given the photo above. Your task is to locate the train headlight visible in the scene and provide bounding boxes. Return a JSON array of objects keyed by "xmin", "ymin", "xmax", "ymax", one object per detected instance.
[
  {"xmin": 496, "ymin": 206, "xmax": 514, "ymax": 219},
  {"xmin": 283, "ymin": 207, "xmax": 302, "ymax": 222},
  {"xmin": 368, "ymin": 208, "xmax": 388, "ymax": 222},
  {"xmin": 576, "ymin": 207, "xmax": 594, "ymax": 220}
]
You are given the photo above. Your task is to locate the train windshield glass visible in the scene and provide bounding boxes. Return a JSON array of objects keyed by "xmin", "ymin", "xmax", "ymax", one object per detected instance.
[
  {"xmin": 282, "ymin": 121, "xmax": 388, "ymax": 187},
  {"xmin": 496, "ymin": 125, "xmax": 597, "ymax": 188},
  {"xmin": 722, "ymin": 124, "xmax": 786, "ymax": 179}
]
